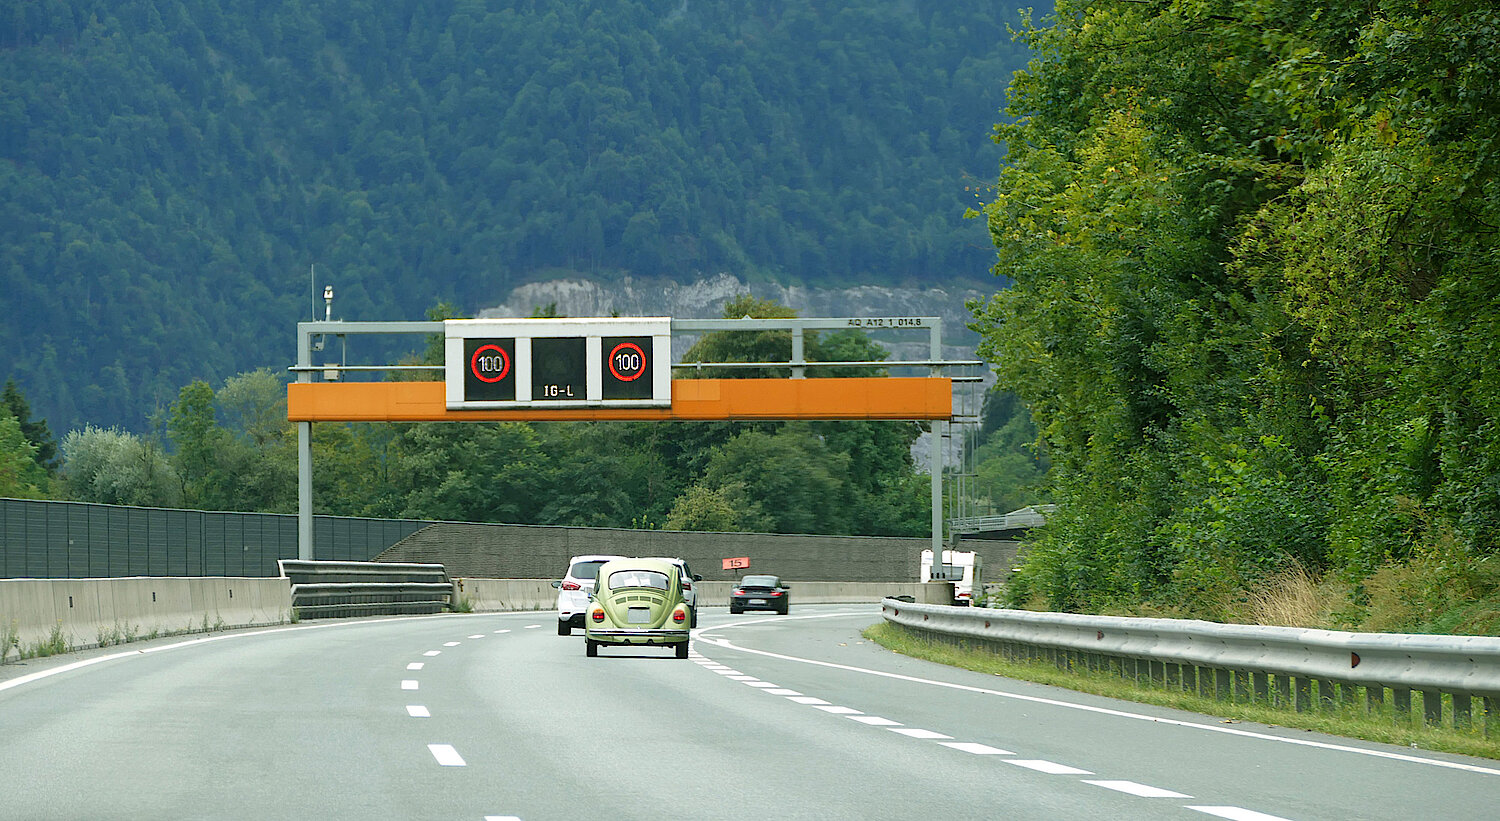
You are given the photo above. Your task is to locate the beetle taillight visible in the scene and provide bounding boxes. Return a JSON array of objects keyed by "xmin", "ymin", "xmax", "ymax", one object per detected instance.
[
  {"xmin": 590, "ymin": 608, "xmax": 605, "ymax": 623},
  {"xmin": 672, "ymin": 608, "xmax": 687, "ymax": 623}
]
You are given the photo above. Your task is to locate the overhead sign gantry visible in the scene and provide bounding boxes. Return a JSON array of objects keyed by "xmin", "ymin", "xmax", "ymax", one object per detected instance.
[{"xmin": 288, "ymin": 314, "xmax": 978, "ymax": 562}]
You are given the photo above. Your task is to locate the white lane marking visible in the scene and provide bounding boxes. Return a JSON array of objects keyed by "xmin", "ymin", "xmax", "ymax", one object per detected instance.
[
  {"xmin": 743, "ymin": 681, "xmax": 779, "ymax": 688},
  {"xmin": 407, "ymin": 705, "xmax": 430, "ymax": 718},
  {"xmin": 407, "ymin": 662, "xmax": 424, "ymax": 670},
  {"xmin": 444, "ymin": 641, "xmax": 461, "ymax": 647},
  {"xmin": 493, "ymin": 629, "xmax": 511, "ymax": 634},
  {"xmin": 764, "ymin": 688, "xmax": 802, "ymax": 696},
  {"xmin": 1085, "ymin": 781, "xmax": 1191, "ymax": 799},
  {"xmin": 849, "ymin": 716, "xmax": 902, "ymax": 726},
  {"xmin": 524, "ymin": 625, "xmax": 541, "ymax": 629},
  {"xmin": 713, "ymin": 669, "xmax": 742, "ymax": 676},
  {"xmin": 485, "ymin": 816, "xmax": 522, "ymax": 821},
  {"xmin": 468, "ymin": 635, "xmax": 485, "ymax": 639},
  {"xmin": 889, "ymin": 728, "xmax": 952, "ymax": 740},
  {"xmin": 814, "ymin": 705, "xmax": 862, "ymax": 715},
  {"xmin": 401, "ymin": 680, "xmax": 419, "ymax": 690},
  {"xmin": 428, "ymin": 743, "xmax": 466, "ymax": 766},
  {"xmin": 787, "ymin": 696, "xmax": 830, "ymax": 705},
  {"xmin": 726, "ymin": 675, "xmax": 759, "ymax": 681},
  {"xmin": 696, "ymin": 621, "xmax": 1500, "ymax": 777},
  {"xmin": 940, "ymin": 742, "xmax": 1014, "ymax": 755},
  {"xmin": 1188, "ymin": 807, "xmax": 1294, "ymax": 821},
  {"xmin": 0, "ymin": 612, "xmax": 552, "ymax": 695},
  {"xmin": 423, "ymin": 650, "xmax": 442, "ymax": 657},
  {"xmin": 1007, "ymin": 759, "xmax": 1093, "ymax": 775}
]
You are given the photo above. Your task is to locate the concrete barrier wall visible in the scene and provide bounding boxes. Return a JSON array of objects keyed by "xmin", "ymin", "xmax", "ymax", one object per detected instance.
[
  {"xmin": 0, "ymin": 578, "xmax": 293, "ymax": 658},
  {"xmin": 454, "ymin": 579, "xmax": 934, "ymax": 613}
]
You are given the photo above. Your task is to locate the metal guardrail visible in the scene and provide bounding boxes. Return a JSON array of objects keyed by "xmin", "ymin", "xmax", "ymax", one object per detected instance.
[
  {"xmin": 278, "ymin": 560, "xmax": 456, "ymax": 619},
  {"xmin": 882, "ymin": 600, "xmax": 1500, "ymax": 734}
]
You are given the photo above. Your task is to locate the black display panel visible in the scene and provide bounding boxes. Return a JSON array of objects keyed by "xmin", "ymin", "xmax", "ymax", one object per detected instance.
[
  {"xmin": 602, "ymin": 336, "xmax": 653, "ymax": 400},
  {"xmin": 464, "ymin": 338, "xmax": 515, "ymax": 401},
  {"xmin": 531, "ymin": 337, "xmax": 586, "ymax": 401}
]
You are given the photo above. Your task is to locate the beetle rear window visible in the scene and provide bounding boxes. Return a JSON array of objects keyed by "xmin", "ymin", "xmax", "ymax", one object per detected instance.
[{"xmin": 609, "ymin": 570, "xmax": 669, "ymax": 590}]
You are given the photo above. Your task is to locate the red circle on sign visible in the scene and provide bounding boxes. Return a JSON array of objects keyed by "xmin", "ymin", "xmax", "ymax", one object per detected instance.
[
  {"xmin": 607, "ymin": 341, "xmax": 647, "ymax": 382},
  {"xmin": 470, "ymin": 344, "xmax": 511, "ymax": 383}
]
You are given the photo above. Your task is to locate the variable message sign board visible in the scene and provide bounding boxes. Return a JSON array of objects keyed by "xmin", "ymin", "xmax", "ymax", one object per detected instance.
[{"xmin": 444, "ymin": 317, "xmax": 671, "ymax": 409}]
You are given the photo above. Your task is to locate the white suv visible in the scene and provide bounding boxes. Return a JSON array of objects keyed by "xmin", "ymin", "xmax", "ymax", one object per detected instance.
[{"xmin": 552, "ymin": 554, "xmax": 626, "ymax": 635}]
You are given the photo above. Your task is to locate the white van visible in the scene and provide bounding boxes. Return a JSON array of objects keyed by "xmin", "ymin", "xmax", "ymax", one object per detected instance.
[{"xmin": 920, "ymin": 549, "xmax": 984, "ymax": 606}]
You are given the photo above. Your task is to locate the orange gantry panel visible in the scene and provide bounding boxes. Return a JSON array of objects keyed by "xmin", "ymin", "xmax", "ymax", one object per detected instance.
[{"xmin": 287, "ymin": 378, "xmax": 952, "ymax": 422}]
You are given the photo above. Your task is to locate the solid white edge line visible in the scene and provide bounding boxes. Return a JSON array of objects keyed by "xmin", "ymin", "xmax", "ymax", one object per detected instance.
[
  {"xmin": 697, "ymin": 615, "xmax": 1500, "ymax": 778},
  {"xmin": 1187, "ymin": 806, "xmax": 1294, "ymax": 821},
  {"xmin": 1083, "ymin": 780, "xmax": 1191, "ymax": 799},
  {"xmin": 0, "ymin": 611, "xmax": 560, "ymax": 695},
  {"xmin": 428, "ymin": 743, "xmax": 466, "ymax": 766}
]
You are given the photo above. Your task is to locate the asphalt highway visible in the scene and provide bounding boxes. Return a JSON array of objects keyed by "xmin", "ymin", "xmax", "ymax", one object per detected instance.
[{"xmin": 2, "ymin": 605, "xmax": 1498, "ymax": 819}]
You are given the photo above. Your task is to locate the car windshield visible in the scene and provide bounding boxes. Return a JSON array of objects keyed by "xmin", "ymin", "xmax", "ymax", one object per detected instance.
[
  {"xmin": 608, "ymin": 569, "xmax": 670, "ymax": 590},
  {"xmin": 569, "ymin": 561, "xmax": 606, "ymax": 581},
  {"xmin": 740, "ymin": 575, "xmax": 779, "ymax": 587}
]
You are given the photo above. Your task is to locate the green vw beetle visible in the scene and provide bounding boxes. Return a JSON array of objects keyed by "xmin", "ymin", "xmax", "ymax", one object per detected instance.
[{"xmin": 584, "ymin": 558, "xmax": 693, "ymax": 659}]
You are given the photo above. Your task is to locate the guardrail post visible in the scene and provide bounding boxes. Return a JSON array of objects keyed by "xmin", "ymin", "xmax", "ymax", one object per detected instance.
[
  {"xmin": 1422, "ymin": 690, "xmax": 1442, "ymax": 726},
  {"xmin": 1316, "ymin": 678, "xmax": 1337, "ymax": 711},
  {"xmin": 1149, "ymin": 659, "xmax": 1165, "ymax": 688},
  {"xmin": 1275, "ymin": 674, "xmax": 1292, "ymax": 708},
  {"xmin": 1180, "ymin": 664, "xmax": 1196, "ymax": 694},
  {"xmin": 1295, "ymin": 677, "xmax": 1312, "ymax": 712},
  {"xmin": 1215, "ymin": 669, "xmax": 1231, "ymax": 701},
  {"xmin": 1198, "ymin": 667, "xmax": 1213, "ymax": 699},
  {"xmin": 1486, "ymin": 696, "xmax": 1496, "ymax": 737},
  {"xmin": 1366, "ymin": 684, "xmax": 1384, "ymax": 713},
  {"xmin": 1252, "ymin": 671, "xmax": 1269, "ymax": 704},
  {"xmin": 1453, "ymin": 693, "xmax": 1472, "ymax": 730},
  {"xmin": 1234, "ymin": 671, "xmax": 1251, "ymax": 704},
  {"xmin": 1165, "ymin": 663, "xmax": 1180, "ymax": 689},
  {"xmin": 1393, "ymin": 687, "xmax": 1412, "ymax": 718}
]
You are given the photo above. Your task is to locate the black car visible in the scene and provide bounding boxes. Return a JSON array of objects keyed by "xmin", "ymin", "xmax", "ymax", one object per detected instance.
[{"xmin": 729, "ymin": 575, "xmax": 790, "ymax": 614}]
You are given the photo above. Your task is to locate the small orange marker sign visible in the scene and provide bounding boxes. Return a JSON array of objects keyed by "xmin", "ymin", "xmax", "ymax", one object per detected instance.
[{"xmin": 722, "ymin": 557, "xmax": 750, "ymax": 570}]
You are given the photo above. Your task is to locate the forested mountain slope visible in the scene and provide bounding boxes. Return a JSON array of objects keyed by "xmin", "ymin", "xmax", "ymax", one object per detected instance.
[{"xmin": 1, "ymin": 0, "xmax": 1032, "ymax": 434}]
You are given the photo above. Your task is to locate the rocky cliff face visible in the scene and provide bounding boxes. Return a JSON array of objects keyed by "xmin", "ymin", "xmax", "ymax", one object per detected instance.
[{"xmin": 478, "ymin": 273, "xmax": 998, "ymax": 361}]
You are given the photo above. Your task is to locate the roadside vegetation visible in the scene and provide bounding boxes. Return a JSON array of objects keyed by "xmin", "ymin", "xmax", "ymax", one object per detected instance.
[{"xmin": 968, "ymin": 0, "xmax": 1500, "ymax": 637}]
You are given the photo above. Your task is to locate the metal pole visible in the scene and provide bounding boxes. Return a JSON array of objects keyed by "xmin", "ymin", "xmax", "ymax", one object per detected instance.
[
  {"xmin": 296, "ymin": 323, "xmax": 314, "ymax": 561},
  {"xmin": 929, "ymin": 318, "xmax": 944, "ymax": 573},
  {"xmin": 791, "ymin": 323, "xmax": 805, "ymax": 379}
]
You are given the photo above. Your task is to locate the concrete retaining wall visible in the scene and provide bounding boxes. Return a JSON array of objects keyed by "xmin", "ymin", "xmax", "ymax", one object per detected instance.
[{"xmin": 0, "ymin": 578, "xmax": 293, "ymax": 659}]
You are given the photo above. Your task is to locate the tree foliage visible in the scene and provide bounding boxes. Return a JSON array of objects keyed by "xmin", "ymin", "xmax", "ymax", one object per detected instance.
[
  {"xmin": 971, "ymin": 0, "xmax": 1500, "ymax": 621},
  {"xmin": 1, "ymin": 0, "xmax": 1029, "ymax": 435}
]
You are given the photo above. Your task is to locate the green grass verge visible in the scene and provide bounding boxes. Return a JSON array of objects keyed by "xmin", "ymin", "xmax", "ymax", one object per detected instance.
[{"xmin": 863, "ymin": 622, "xmax": 1500, "ymax": 761}]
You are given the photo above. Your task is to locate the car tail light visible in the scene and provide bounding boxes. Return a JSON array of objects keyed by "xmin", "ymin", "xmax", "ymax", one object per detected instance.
[
  {"xmin": 769, "ymin": 591, "xmax": 783, "ymax": 597},
  {"xmin": 733, "ymin": 589, "xmax": 744, "ymax": 595},
  {"xmin": 682, "ymin": 579, "xmax": 692, "ymax": 590},
  {"xmin": 672, "ymin": 608, "xmax": 687, "ymax": 623},
  {"xmin": 561, "ymin": 581, "xmax": 582, "ymax": 591},
  {"xmin": 590, "ymin": 607, "xmax": 605, "ymax": 623}
]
